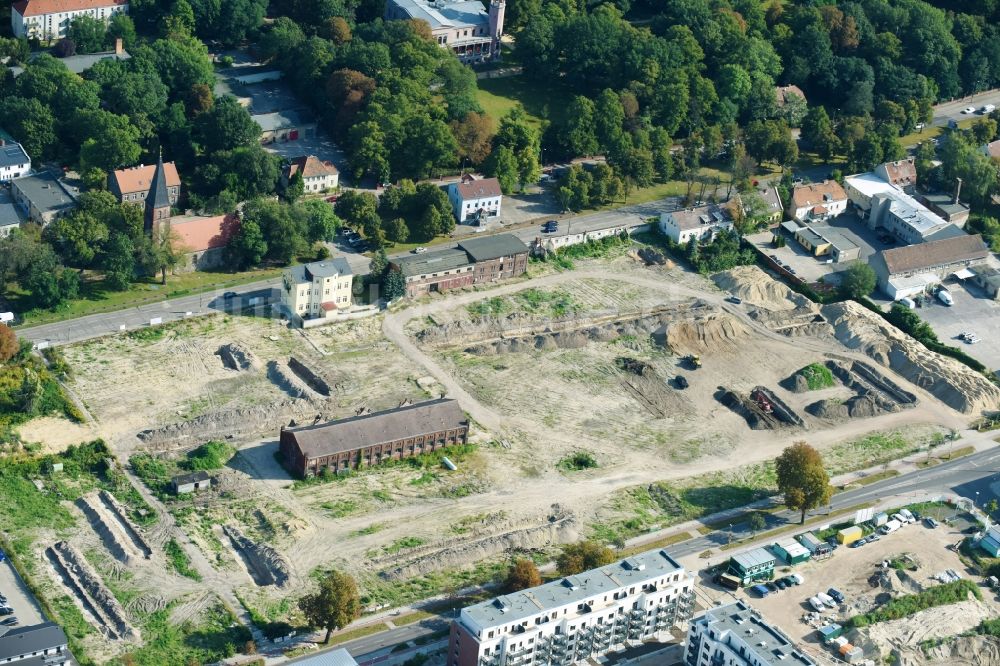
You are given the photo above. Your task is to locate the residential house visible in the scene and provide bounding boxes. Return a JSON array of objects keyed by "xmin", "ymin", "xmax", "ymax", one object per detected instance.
[
  {"xmin": 874, "ymin": 157, "xmax": 918, "ymax": 193},
  {"xmin": 0, "ymin": 142, "xmax": 30, "ymax": 182},
  {"xmin": 448, "ymin": 175, "xmax": 502, "ymax": 225},
  {"xmin": 685, "ymin": 601, "xmax": 816, "ymax": 666},
  {"xmin": 11, "ymin": 0, "xmax": 128, "ymax": 40},
  {"xmin": 253, "ymin": 109, "xmax": 315, "ymax": 143},
  {"xmin": 658, "ymin": 203, "xmax": 734, "ymax": 244},
  {"xmin": 869, "ymin": 233, "xmax": 990, "ymax": 298},
  {"xmin": 385, "ymin": 0, "xmax": 504, "ymax": 63},
  {"xmin": 0, "ymin": 203, "xmax": 22, "ymax": 237},
  {"xmin": 789, "ymin": 180, "xmax": 848, "ymax": 223},
  {"xmin": 982, "ymin": 140, "xmax": 1000, "ymax": 160},
  {"xmin": 744, "ymin": 184, "xmax": 783, "ymax": 224},
  {"xmin": 10, "ymin": 171, "xmax": 78, "ymax": 224},
  {"xmin": 171, "ymin": 471, "xmax": 211, "ymax": 494},
  {"xmin": 169, "ymin": 213, "xmax": 239, "ymax": 270},
  {"xmin": 280, "ymin": 398, "xmax": 469, "ymax": 477},
  {"xmin": 390, "ymin": 234, "xmax": 528, "ymax": 298},
  {"xmin": 0, "ymin": 621, "xmax": 72, "ymax": 665},
  {"xmin": 109, "ymin": 161, "xmax": 181, "ymax": 208},
  {"xmin": 281, "ymin": 258, "xmax": 353, "ymax": 322},
  {"xmin": 448, "ymin": 548, "xmax": 695, "ymax": 666},
  {"xmin": 285, "ymin": 155, "xmax": 339, "ymax": 193},
  {"xmin": 727, "ymin": 547, "xmax": 776, "ymax": 585},
  {"xmin": 775, "ymin": 84, "xmax": 807, "ymax": 107}
]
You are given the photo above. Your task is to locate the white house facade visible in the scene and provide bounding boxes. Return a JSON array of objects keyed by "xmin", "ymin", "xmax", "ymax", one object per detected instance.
[
  {"xmin": 448, "ymin": 176, "xmax": 502, "ymax": 225},
  {"xmin": 658, "ymin": 204, "xmax": 734, "ymax": 244},
  {"xmin": 11, "ymin": 0, "xmax": 129, "ymax": 41},
  {"xmin": 0, "ymin": 142, "xmax": 30, "ymax": 183},
  {"xmin": 282, "ymin": 259, "xmax": 353, "ymax": 321}
]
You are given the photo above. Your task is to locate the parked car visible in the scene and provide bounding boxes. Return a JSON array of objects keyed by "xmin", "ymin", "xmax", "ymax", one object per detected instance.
[
  {"xmin": 897, "ymin": 297, "xmax": 916, "ymax": 309},
  {"xmin": 850, "ymin": 538, "xmax": 867, "ymax": 548},
  {"xmin": 752, "ymin": 584, "xmax": 771, "ymax": 598},
  {"xmin": 765, "ymin": 582, "xmax": 779, "ymax": 593},
  {"xmin": 775, "ymin": 579, "xmax": 787, "ymax": 590},
  {"xmin": 726, "ymin": 295, "xmax": 743, "ymax": 304},
  {"xmin": 675, "ymin": 375, "xmax": 689, "ymax": 390},
  {"xmin": 808, "ymin": 596, "xmax": 826, "ymax": 612},
  {"xmin": 0, "ymin": 607, "xmax": 13, "ymax": 616},
  {"xmin": 817, "ymin": 592, "xmax": 837, "ymax": 608},
  {"xmin": 924, "ymin": 517, "xmax": 940, "ymax": 528},
  {"xmin": 789, "ymin": 573, "xmax": 804, "ymax": 585},
  {"xmin": 780, "ymin": 576, "xmax": 796, "ymax": 587},
  {"xmin": 963, "ymin": 106, "xmax": 976, "ymax": 114},
  {"xmin": 0, "ymin": 617, "xmax": 16, "ymax": 627},
  {"xmin": 892, "ymin": 512, "xmax": 909, "ymax": 525},
  {"xmin": 825, "ymin": 537, "xmax": 840, "ymax": 550},
  {"xmin": 899, "ymin": 509, "xmax": 916, "ymax": 523},
  {"xmin": 827, "ymin": 588, "xmax": 845, "ymax": 604},
  {"xmin": 412, "ymin": 247, "xmax": 427, "ymax": 254}
]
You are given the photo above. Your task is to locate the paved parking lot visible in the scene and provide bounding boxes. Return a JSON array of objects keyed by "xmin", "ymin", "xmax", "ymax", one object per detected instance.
[
  {"xmin": 0, "ymin": 558, "xmax": 46, "ymax": 630},
  {"xmin": 914, "ymin": 281, "xmax": 1000, "ymax": 374}
]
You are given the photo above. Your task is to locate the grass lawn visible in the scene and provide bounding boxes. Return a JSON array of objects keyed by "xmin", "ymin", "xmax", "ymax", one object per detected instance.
[
  {"xmin": 475, "ymin": 75, "xmax": 561, "ymax": 128},
  {"xmin": 11, "ymin": 266, "xmax": 283, "ymax": 328}
]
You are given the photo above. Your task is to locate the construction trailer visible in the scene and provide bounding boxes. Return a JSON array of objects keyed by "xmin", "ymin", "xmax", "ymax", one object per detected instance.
[{"xmin": 837, "ymin": 526, "xmax": 863, "ymax": 545}]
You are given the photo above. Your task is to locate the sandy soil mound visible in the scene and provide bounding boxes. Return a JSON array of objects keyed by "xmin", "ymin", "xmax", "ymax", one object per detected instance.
[
  {"xmin": 713, "ymin": 265, "xmax": 811, "ymax": 311},
  {"xmin": 920, "ymin": 635, "xmax": 1000, "ymax": 665},
  {"xmin": 662, "ymin": 313, "xmax": 752, "ymax": 354},
  {"xmin": 823, "ymin": 301, "xmax": 1000, "ymax": 414},
  {"xmin": 16, "ymin": 417, "xmax": 97, "ymax": 453},
  {"xmin": 852, "ymin": 598, "xmax": 994, "ymax": 662}
]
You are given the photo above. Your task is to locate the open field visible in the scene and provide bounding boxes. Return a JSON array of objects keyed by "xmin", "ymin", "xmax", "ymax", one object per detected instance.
[{"xmin": 9, "ymin": 248, "xmax": 997, "ymax": 662}]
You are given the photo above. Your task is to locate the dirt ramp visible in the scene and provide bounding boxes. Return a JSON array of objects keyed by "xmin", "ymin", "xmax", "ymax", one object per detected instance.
[
  {"xmin": 136, "ymin": 399, "xmax": 315, "ymax": 448},
  {"xmin": 48, "ymin": 540, "xmax": 139, "ymax": 641},
  {"xmin": 823, "ymin": 301, "xmax": 1000, "ymax": 414},
  {"xmin": 223, "ymin": 525, "xmax": 290, "ymax": 588},
  {"xmin": 216, "ymin": 343, "xmax": 259, "ymax": 371},
  {"xmin": 713, "ymin": 265, "xmax": 810, "ymax": 311}
]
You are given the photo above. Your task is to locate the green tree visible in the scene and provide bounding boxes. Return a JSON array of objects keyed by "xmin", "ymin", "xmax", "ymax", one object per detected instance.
[
  {"xmin": 165, "ymin": 0, "xmax": 197, "ymax": 38},
  {"xmin": 297, "ymin": 199, "xmax": 341, "ymax": 244},
  {"xmin": 382, "ymin": 267, "xmax": 406, "ymax": 301},
  {"xmin": 137, "ymin": 226, "xmax": 184, "ymax": 285},
  {"xmin": 196, "ymin": 96, "xmax": 261, "ymax": 153},
  {"xmin": 299, "ymin": 571, "xmax": 361, "ymax": 644},
  {"xmin": 775, "ymin": 442, "xmax": 832, "ymax": 524},
  {"xmin": 0, "ymin": 324, "xmax": 18, "ymax": 363},
  {"xmin": 107, "ymin": 14, "xmax": 137, "ymax": 49},
  {"xmin": 334, "ymin": 190, "xmax": 378, "ymax": 228},
  {"xmin": 801, "ymin": 107, "xmax": 839, "ymax": 160},
  {"xmin": 556, "ymin": 540, "xmax": 615, "ymax": 576},
  {"xmin": 560, "ymin": 96, "xmax": 600, "ymax": 157},
  {"xmin": 385, "ymin": 217, "xmax": 409, "ymax": 243},
  {"xmin": 0, "ymin": 97, "xmax": 58, "ymax": 163},
  {"xmin": 74, "ymin": 109, "xmax": 142, "ymax": 172},
  {"xmin": 369, "ymin": 248, "xmax": 389, "ymax": 281},
  {"xmin": 225, "ymin": 219, "xmax": 267, "ymax": 270},
  {"xmin": 67, "ymin": 16, "xmax": 107, "ymax": 53},
  {"xmin": 505, "ymin": 559, "xmax": 542, "ymax": 592},
  {"xmin": 987, "ymin": 499, "xmax": 999, "ymax": 515},
  {"xmin": 748, "ymin": 511, "xmax": 766, "ymax": 535},
  {"xmin": 103, "ymin": 232, "xmax": 135, "ymax": 291},
  {"xmin": 284, "ymin": 172, "xmax": 305, "ymax": 203},
  {"xmin": 486, "ymin": 145, "xmax": 519, "ymax": 194},
  {"xmin": 450, "ymin": 112, "xmax": 495, "ymax": 167},
  {"xmin": 839, "ymin": 261, "xmax": 877, "ymax": 300}
]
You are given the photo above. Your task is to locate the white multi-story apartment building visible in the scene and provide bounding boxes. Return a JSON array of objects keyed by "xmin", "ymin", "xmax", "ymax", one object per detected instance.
[
  {"xmin": 447, "ymin": 548, "xmax": 695, "ymax": 666},
  {"xmin": 385, "ymin": 0, "xmax": 505, "ymax": 63},
  {"xmin": 11, "ymin": 0, "xmax": 129, "ymax": 41},
  {"xmin": 684, "ymin": 601, "xmax": 816, "ymax": 666},
  {"xmin": 449, "ymin": 176, "xmax": 503, "ymax": 225},
  {"xmin": 659, "ymin": 203, "xmax": 734, "ymax": 245},
  {"xmin": 281, "ymin": 258, "xmax": 353, "ymax": 322},
  {"xmin": 0, "ymin": 142, "xmax": 30, "ymax": 183}
]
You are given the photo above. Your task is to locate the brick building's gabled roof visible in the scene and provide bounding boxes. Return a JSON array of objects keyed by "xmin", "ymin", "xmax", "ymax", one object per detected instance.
[
  {"xmin": 880, "ymin": 233, "xmax": 989, "ymax": 275},
  {"xmin": 110, "ymin": 162, "xmax": 180, "ymax": 196}
]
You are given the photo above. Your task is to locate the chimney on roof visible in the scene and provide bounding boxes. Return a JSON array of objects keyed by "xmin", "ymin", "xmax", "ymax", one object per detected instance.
[
  {"xmin": 114, "ymin": 37, "xmax": 123, "ymax": 55},
  {"xmin": 954, "ymin": 177, "xmax": 963, "ymax": 205}
]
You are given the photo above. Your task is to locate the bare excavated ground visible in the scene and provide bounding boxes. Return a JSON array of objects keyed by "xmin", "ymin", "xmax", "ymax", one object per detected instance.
[{"xmin": 26, "ymin": 255, "xmax": 994, "ymax": 655}]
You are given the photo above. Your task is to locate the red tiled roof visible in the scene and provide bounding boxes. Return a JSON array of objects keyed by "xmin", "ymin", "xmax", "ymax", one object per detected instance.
[
  {"xmin": 320, "ymin": 301, "xmax": 337, "ymax": 312},
  {"xmin": 288, "ymin": 155, "xmax": 338, "ymax": 179},
  {"xmin": 811, "ymin": 205, "xmax": 828, "ymax": 214},
  {"xmin": 454, "ymin": 177, "xmax": 502, "ymax": 200},
  {"xmin": 791, "ymin": 180, "xmax": 847, "ymax": 209},
  {"xmin": 111, "ymin": 162, "xmax": 181, "ymax": 195},
  {"xmin": 13, "ymin": 0, "xmax": 127, "ymax": 17},
  {"xmin": 170, "ymin": 214, "xmax": 237, "ymax": 253},
  {"xmin": 881, "ymin": 234, "xmax": 989, "ymax": 275},
  {"xmin": 878, "ymin": 158, "xmax": 917, "ymax": 187}
]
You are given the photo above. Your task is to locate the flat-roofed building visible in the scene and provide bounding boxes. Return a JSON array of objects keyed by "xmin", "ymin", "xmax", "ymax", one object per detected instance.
[
  {"xmin": 845, "ymin": 169, "xmax": 962, "ymax": 245},
  {"xmin": 0, "ymin": 621, "xmax": 71, "ymax": 665},
  {"xmin": 279, "ymin": 398, "xmax": 468, "ymax": 477},
  {"xmin": 10, "ymin": 171, "xmax": 78, "ymax": 224},
  {"xmin": 771, "ymin": 538, "xmax": 810, "ymax": 565},
  {"xmin": 786, "ymin": 221, "xmax": 860, "ymax": 263},
  {"xmin": 969, "ymin": 264, "xmax": 1000, "ymax": 300},
  {"xmin": 727, "ymin": 547, "xmax": 776, "ymax": 585},
  {"xmin": 447, "ymin": 548, "xmax": 695, "ymax": 666},
  {"xmin": 0, "ymin": 142, "xmax": 30, "ymax": 182},
  {"xmin": 385, "ymin": 0, "xmax": 504, "ymax": 63},
  {"xmin": 658, "ymin": 203, "xmax": 734, "ymax": 244},
  {"xmin": 685, "ymin": 600, "xmax": 816, "ymax": 666}
]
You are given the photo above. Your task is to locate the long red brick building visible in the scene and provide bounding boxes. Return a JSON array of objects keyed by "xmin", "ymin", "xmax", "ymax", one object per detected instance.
[
  {"xmin": 279, "ymin": 398, "xmax": 469, "ymax": 477},
  {"xmin": 389, "ymin": 233, "xmax": 529, "ymax": 298}
]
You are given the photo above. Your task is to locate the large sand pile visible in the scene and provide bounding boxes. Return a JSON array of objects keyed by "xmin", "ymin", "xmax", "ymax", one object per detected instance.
[
  {"xmin": 662, "ymin": 313, "xmax": 752, "ymax": 354},
  {"xmin": 853, "ymin": 599, "xmax": 995, "ymax": 663},
  {"xmin": 713, "ymin": 265, "xmax": 811, "ymax": 311},
  {"xmin": 920, "ymin": 635, "xmax": 1000, "ymax": 665},
  {"xmin": 823, "ymin": 301, "xmax": 1000, "ymax": 414}
]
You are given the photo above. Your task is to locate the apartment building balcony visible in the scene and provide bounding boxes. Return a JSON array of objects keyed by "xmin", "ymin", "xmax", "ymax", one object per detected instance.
[{"xmin": 479, "ymin": 654, "xmax": 502, "ymax": 666}]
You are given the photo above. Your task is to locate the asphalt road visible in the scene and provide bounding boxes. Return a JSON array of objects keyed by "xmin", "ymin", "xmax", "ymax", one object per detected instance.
[
  {"xmin": 668, "ymin": 442, "xmax": 1000, "ymax": 558},
  {"xmin": 930, "ymin": 88, "xmax": 1000, "ymax": 127},
  {"xmin": 17, "ymin": 199, "xmax": 676, "ymax": 347}
]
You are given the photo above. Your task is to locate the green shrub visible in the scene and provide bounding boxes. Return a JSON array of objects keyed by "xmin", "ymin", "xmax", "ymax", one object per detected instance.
[
  {"xmin": 165, "ymin": 538, "xmax": 202, "ymax": 581},
  {"xmin": 557, "ymin": 451, "xmax": 599, "ymax": 471},
  {"xmin": 846, "ymin": 580, "xmax": 981, "ymax": 628},
  {"xmin": 185, "ymin": 441, "xmax": 236, "ymax": 471},
  {"xmin": 800, "ymin": 363, "xmax": 835, "ymax": 390}
]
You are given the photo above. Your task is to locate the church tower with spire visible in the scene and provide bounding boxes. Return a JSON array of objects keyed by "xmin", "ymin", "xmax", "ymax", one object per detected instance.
[{"xmin": 144, "ymin": 150, "xmax": 172, "ymax": 234}]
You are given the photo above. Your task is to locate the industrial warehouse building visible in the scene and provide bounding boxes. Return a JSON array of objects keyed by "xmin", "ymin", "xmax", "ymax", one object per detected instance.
[
  {"xmin": 390, "ymin": 234, "xmax": 529, "ymax": 298},
  {"xmin": 279, "ymin": 398, "xmax": 469, "ymax": 477},
  {"xmin": 771, "ymin": 538, "xmax": 810, "ymax": 565},
  {"xmin": 447, "ymin": 548, "xmax": 695, "ymax": 666},
  {"xmin": 869, "ymin": 233, "xmax": 990, "ymax": 298}
]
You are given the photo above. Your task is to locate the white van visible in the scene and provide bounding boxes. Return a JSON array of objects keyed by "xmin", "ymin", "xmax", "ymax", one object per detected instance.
[
  {"xmin": 817, "ymin": 592, "xmax": 837, "ymax": 608},
  {"xmin": 892, "ymin": 512, "xmax": 908, "ymax": 524},
  {"xmin": 937, "ymin": 289, "xmax": 954, "ymax": 306},
  {"xmin": 880, "ymin": 519, "xmax": 902, "ymax": 534},
  {"xmin": 899, "ymin": 508, "xmax": 916, "ymax": 523},
  {"xmin": 897, "ymin": 297, "xmax": 916, "ymax": 309},
  {"xmin": 809, "ymin": 596, "xmax": 826, "ymax": 612},
  {"xmin": 982, "ymin": 104, "xmax": 996, "ymax": 114}
]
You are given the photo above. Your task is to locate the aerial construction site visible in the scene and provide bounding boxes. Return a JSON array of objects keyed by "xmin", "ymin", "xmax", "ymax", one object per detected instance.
[{"xmin": 9, "ymin": 248, "xmax": 1000, "ymax": 663}]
